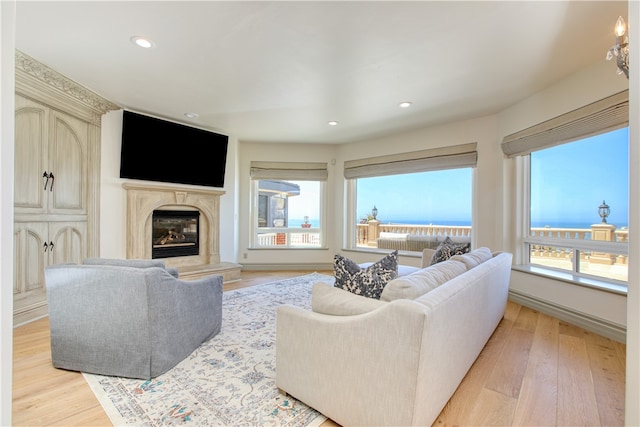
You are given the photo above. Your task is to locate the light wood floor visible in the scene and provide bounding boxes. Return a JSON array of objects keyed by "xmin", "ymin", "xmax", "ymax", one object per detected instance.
[{"xmin": 12, "ymin": 271, "xmax": 626, "ymax": 426}]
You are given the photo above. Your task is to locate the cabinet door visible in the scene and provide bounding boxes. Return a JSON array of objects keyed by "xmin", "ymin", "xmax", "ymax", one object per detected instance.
[
  {"xmin": 13, "ymin": 222, "xmax": 48, "ymax": 299},
  {"xmin": 48, "ymin": 110, "xmax": 89, "ymax": 214},
  {"xmin": 14, "ymin": 96, "xmax": 48, "ymax": 214},
  {"xmin": 48, "ymin": 221, "xmax": 87, "ymax": 265}
]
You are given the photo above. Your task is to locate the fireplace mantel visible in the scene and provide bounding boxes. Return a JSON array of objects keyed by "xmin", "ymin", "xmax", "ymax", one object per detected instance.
[{"xmin": 123, "ymin": 182, "xmax": 241, "ymax": 281}]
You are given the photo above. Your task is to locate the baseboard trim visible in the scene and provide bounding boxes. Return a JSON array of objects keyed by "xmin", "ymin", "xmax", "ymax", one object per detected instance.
[
  {"xmin": 241, "ymin": 263, "xmax": 333, "ymax": 271},
  {"xmin": 508, "ymin": 289, "xmax": 626, "ymax": 343}
]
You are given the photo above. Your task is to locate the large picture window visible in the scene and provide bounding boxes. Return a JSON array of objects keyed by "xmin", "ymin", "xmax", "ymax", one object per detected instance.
[
  {"xmin": 250, "ymin": 162, "xmax": 327, "ymax": 248},
  {"xmin": 345, "ymin": 143, "xmax": 476, "ymax": 253},
  {"xmin": 527, "ymin": 128, "xmax": 629, "ymax": 282},
  {"xmin": 503, "ymin": 91, "xmax": 629, "ymax": 286}
]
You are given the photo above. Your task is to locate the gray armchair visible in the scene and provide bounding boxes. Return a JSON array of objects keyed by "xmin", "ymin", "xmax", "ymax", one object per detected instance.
[{"xmin": 45, "ymin": 262, "xmax": 223, "ymax": 379}]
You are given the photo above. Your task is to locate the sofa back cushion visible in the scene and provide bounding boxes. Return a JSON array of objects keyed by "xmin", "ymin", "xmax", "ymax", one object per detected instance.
[
  {"xmin": 312, "ymin": 282, "xmax": 387, "ymax": 316},
  {"xmin": 380, "ymin": 258, "xmax": 467, "ymax": 301},
  {"xmin": 450, "ymin": 247, "xmax": 493, "ymax": 270}
]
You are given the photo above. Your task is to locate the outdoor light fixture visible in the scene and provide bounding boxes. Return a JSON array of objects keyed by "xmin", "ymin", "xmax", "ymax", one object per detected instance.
[
  {"xmin": 371, "ymin": 205, "xmax": 378, "ymax": 220},
  {"xmin": 606, "ymin": 16, "xmax": 629, "ymax": 79},
  {"xmin": 598, "ymin": 200, "xmax": 611, "ymax": 223}
]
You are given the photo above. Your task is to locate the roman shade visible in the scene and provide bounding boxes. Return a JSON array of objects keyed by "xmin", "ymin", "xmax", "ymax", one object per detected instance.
[
  {"xmin": 501, "ymin": 90, "xmax": 629, "ymax": 158},
  {"xmin": 343, "ymin": 143, "xmax": 477, "ymax": 179},
  {"xmin": 250, "ymin": 161, "xmax": 328, "ymax": 181}
]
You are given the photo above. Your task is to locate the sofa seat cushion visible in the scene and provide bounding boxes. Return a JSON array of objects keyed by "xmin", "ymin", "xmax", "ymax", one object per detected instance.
[
  {"xmin": 380, "ymin": 258, "xmax": 466, "ymax": 301},
  {"xmin": 450, "ymin": 247, "xmax": 493, "ymax": 270},
  {"xmin": 312, "ymin": 282, "xmax": 387, "ymax": 315},
  {"xmin": 334, "ymin": 251, "xmax": 398, "ymax": 299}
]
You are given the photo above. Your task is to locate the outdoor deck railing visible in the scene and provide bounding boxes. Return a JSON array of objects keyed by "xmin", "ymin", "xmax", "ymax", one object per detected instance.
[
  {"xmin": 256, "ymin": 228, "xmax": 321, "ymax": 247},
  {"xmin": 356, "ymin": 222, "xmax": 628, "ymax": 266}
]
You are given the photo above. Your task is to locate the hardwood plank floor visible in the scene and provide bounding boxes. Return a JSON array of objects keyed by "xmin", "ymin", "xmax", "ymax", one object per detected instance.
[{"xmin": 12, "ymin": 271, "xmax": 625, "ymax": 426}]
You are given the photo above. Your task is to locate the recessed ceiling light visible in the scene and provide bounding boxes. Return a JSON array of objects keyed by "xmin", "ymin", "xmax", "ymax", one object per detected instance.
[
  {"xmin": 328, "ymin": 121, "xmax": 338, "ymax": 126},
  {"xmin": 399, "ymin": 101, "xmax": 413, "ymax": 108},
  {"xmin": 130, "ymin": 36, "xmax": 154, "ymax": 49},
  {"xmin": 184, "ymin": 112, "xmax": 199, "ymax": 119}
]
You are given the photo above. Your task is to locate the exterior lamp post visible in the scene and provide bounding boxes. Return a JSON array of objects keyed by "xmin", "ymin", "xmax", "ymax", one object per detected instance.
[
  {"xmin": 367, "ymin": 205, "xmax": 380, "ymax": 246},
  {"xmin": 598, "ymin": 200, "xmax": 610, "ymax": 223},
  {"xmin": 592, "ymin": 200, "xmax": 615, "ymax": 265}
]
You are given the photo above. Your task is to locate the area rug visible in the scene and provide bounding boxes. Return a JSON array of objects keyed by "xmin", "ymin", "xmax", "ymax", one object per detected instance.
[{"xmin": 83, "ymin": 272, "xmax": 335, "ymax": 426}]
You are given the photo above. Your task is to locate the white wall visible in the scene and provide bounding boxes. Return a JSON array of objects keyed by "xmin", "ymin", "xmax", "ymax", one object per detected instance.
[
  {"xmin": 99, "ymin": 110, "xmax": 239, "ymax": 264},
  {"xmin": 0, "ymin": 2, "xmax": 15, "ymax": 424},
  {"xmin": 625, "ymin": 1, "xmax": 639, "ymax": 422}
]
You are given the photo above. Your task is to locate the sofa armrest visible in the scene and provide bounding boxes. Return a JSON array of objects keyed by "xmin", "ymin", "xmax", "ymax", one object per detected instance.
[
  {"xmin": 276, "ymin": 301, "xmax": 426, "ymax": 427},
  {"xmin": 148, "ymin": 273, "xmax": 223, "ymax": 376},
  {"xmin": 421, "ymin": 248, "xmax": 435, "ymax": 267}
]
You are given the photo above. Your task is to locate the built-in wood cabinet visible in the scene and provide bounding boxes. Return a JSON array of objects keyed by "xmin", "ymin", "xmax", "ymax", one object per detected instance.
[{"xmin": 13, "ymin": 50, "xmax": 118, "ymax": 325}]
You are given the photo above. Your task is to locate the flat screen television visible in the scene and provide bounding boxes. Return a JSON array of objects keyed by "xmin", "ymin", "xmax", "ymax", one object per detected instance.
[{"xmin": 120, "ymin": 110, "xmax": 228, "ymax": 188}]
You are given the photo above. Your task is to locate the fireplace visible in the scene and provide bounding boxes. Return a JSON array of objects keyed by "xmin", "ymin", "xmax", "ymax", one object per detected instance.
[
  {"xmin": 124, "ymin": 183, "xmax": 241, "ymax": 282},
  {"xmin": 152, "ymin": 210, "xmax": 200, "ymax": 259}
]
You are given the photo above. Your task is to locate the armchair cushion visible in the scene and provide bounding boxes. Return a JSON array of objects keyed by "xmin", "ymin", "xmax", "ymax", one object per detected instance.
[{"xmin": 83, "ymin": 257, "xmax": 180, "ymax": 277}]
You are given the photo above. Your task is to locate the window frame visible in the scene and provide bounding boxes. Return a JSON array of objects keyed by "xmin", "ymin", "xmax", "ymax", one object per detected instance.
[
  {"xmin": 344, "ymin": 166, "xmax": 475, "ymax": 254},
  {"xmin": 517, "ymin": 139, "xmax": 629, "ymax": 287},
  {"xmin": 250, "ymin": 178, "xmax": 327, "ymax": 250}
]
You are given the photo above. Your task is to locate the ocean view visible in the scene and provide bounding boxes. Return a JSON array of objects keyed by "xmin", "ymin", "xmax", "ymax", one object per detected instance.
[{"xmin": 287, "ymin": 218, "xmax": 629, "ymax": 230}]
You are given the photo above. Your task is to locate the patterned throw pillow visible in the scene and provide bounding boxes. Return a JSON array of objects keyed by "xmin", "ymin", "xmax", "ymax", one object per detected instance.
[
  {"xmin": 429, "ymin": 237, "xmax": 471, "ymax": 265},
  {"xmin": 334, "ymin": 251, "xmax": 398, "ymax": 299}
]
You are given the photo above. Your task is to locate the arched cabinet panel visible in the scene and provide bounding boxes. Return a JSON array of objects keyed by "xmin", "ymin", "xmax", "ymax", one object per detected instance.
[{"xmin": 13, "ymin": 50, "xmax": 119, "ymax": 325}]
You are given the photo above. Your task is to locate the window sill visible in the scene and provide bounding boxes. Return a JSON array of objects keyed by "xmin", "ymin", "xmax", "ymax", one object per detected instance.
[{"xmin": 512, "ymin": 264, "xmax": 627, "ymax": 296}]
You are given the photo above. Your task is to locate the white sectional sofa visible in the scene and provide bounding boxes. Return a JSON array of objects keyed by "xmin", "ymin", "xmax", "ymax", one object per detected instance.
[{"xmin": 276, "ymin": 248, "xmax": 512, "ymax": 426}]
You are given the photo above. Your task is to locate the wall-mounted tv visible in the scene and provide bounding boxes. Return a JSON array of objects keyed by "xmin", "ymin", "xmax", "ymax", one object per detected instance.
[{"xmin": 120, "ymin": 110, "xmax": 228, "ymax": 188}]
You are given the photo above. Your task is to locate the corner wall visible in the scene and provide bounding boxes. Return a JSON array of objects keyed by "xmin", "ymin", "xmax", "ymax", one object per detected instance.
[{"xmin": 99, "ymin": 110, "xmax": 240, "ymax": 265}]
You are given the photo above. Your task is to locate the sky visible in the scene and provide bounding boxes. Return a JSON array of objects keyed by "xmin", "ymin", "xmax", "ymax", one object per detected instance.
[
  {"xmin": 530, "ymin": 127, "xmax": 629, "ymax": 227},
  {"xmin": 357, "ymin": 168, "xmax": 473, "ymax": 224}
]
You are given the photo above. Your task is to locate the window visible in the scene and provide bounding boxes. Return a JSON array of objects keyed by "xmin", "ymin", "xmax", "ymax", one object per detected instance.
[
  {"xmin": 527, "ymin": 128, "xmax": 629, "ymax": 282},
  {"xmin": 345, "ymin": 143, "xmax": 476, "ymax": 252},
  {"xmin": 250, "ymin": 162, "xmax": 327, "ymax": 248},
  {"xmin": 503, "ymin": 91, "xmax": 629, "ymax": 285}
]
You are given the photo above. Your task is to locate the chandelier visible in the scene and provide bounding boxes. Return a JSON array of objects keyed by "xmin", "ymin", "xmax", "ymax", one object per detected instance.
[{"xmin": 606, "ymin": 16, "xmax": 629, "ymax": 79}]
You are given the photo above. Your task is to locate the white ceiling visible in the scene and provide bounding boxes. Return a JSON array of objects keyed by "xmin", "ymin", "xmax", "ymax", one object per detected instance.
[{"xmin": 15, "ymin": 1, "xmax": 628, "ymax": 144}]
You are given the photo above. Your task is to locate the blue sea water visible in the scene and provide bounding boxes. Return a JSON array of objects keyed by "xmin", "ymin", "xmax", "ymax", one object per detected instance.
[{"xmin": 290, "ymin": 218, "xmax": 628, "ymax": 229}]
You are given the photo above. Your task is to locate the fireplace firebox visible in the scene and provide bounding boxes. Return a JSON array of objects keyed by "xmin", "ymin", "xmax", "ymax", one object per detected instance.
[{"xmin": 152, "ymin": 210, "xmax": 200, "ymax": 259}]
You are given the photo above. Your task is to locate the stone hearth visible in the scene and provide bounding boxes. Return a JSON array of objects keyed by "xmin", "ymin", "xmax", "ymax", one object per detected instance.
[{"xmin": 123, "ymin": 182, "xmax": 241, "ymax": 282}]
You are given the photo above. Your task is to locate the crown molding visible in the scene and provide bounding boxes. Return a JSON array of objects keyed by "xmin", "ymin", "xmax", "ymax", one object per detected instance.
[{"xmin": 15, "ymin": 49, "xmax": 120, "ymax": 122}]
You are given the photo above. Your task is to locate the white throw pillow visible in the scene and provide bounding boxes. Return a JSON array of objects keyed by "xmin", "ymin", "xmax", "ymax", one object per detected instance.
[
  {"xmin": 312, "ymin": 282, "xmax": 386, "ymax": 316},
  {"xmin": 380, "ymin": 259, "xmax": 467, "ymax": 301}
]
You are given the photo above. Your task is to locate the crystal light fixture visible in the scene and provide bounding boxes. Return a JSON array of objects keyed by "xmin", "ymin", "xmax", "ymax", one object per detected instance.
[{"xmin": 606, "ymin": 16, "xmax": 629, "ymax": 79}]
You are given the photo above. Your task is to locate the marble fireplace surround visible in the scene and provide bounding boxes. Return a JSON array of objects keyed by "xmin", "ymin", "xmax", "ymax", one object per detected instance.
[{"xmin": 123, "ymin": 182, "xmax": 241, "ymax": 282}]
